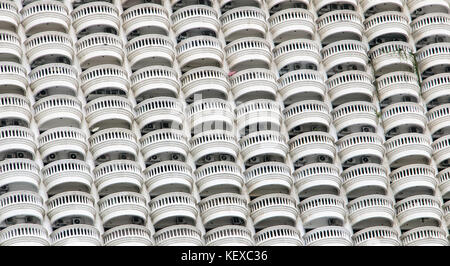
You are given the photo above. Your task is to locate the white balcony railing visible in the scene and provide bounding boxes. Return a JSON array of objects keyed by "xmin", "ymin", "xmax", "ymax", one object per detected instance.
[
  {"xmin": 347, "ymin": 195, "xmax": 395, "ymax": 227},
  {"xmin": 38, "ymin": 127, "xmax": 87, "ymax": 161},
  {"xmin": 76, "ymin": 33, "xmax": 123, "ymax": 68},
  {"xmin": 93, "ymin": 160, "xmax": 143, "ymax": 196},
  {"xmin": 283, "ymin": 100, "xmax": 331, "ymax": 133},
  {"xmin": 303, "ymin": 226, "xmax": 353, "ymax": 246},
  {"xmin": 140, "ymin": 129, "xmax": 188, "ymax": 162},
  {"xmin": 381, "ymin": 102, "xmax": 426, "ymax": 134},
  {"xmin": 341, "ymin": 163, "xmax": 389, "ymax": 197},
  {"xmin": 317, "ymin": 10, "xmax": 363, "ymax": 42},
  {"xmin": 172, "ymin": 5, "xmax": 219, "ymax": 37},
  {"xmin": 273, "ymin": 39, "xmax": 321, "ymax": 71},
  {"xmin": 153, "ymin": 225, "xmax": 203, "ymax": 246},
  {"xmin": 144, "ymin": 161, "xmax": 193, "ymax": 195},
  {"xmin": 298, "ymin": 194, "xmax": 346, "ymax": 227},
  {"xmin": 368, "ymin": 41, "xmax": 414, "ymax": 74},
  {"xmin": 321, "ymin": 40, "xmax": 368, "ymax": 73},
  {"xmin": 0, "ymin": 191, "xmax": 44, "ymax": 224},
  {"xmin": 46, "ymin": 191, "xmax": 96, "ymax": 225},
  {"xmin": 80, "ymin": 64, "xmax": 129, "ymax": 98},
  {"xmin": 385, "ymin": 133, "xmax": 432, "ymax": 167},
  {"xmin": 352, "ymin": 226, "xmax": 400, "ymax": 246},
  {"xmin": 225, "ymin": 37, "xmax": 272, "ymax": 70},
  {"xmin": 240, "ymin": 130, "xmax": 288, "ymax": 163},
  {"xmin": 181, "ymin": 66, "xmax": 229, "ymax": 100},
  {"xmin": 293, "ymin": 163, "xmax": 341, "ymax": 197},
  {"xmin": 21, "ymin": 1, "xmax": 70, "ymax": 34},
  {"xmin": 427, "ymin": 104, "xmax": 450, "ymax": 137},
  {"xmin": 85, "ymin": 95, "xmax": 134, "ymax": 129},
  {"xmin": 401, "ymin": 226, "xmax": 448, "ymax": 246},
  {"xmin": 51, "ymin": 224, "xmax": 101, "ymax": 246},
  {"xmin": 432, "ymin": 135, "xmax": 450, "ymax": 167},
  {"xmin": 331, "ymin": 101, "xmax": 377, "ymax": 134},
  {"xmin": 326, "ymin": 70, "xmax": 374, "ymax": 104},
  {"xmin": 421, "ymin": 73, "xmax": 450, "ymax": 107},
  {"xmin": 34, "ymin": 95, "xmax": 83, "ymax": 130},
  {"xmin": 395, "ymin": 195, "xmax": 443, "ymax": 228},
  {"xmin": 125, "ymin": 34, "xmax": 175, "ymax": 69},
  {"xmin": 0, "ymin": 94, "xmax": 31, "ymax": 126},
  {"xmin": 42, "ymin": 159, "xmax": 92, "ymax": 194},
  {"xmin": 131, "ymin": 66, "xmax": 179, "ymax": 100},
  {"xmin": 249, "ymin": 193, "xmax": 298, "ymax": 227},
  {"xmin": 89, "ymin": 128, "xmax": 138, "ymax": 161},
  {"xmin": 0, "ymin": 30, "xmax": 21, "ymax": 62},
  {"xmin": 437, "ymin": 168, "xmax": 450, "ymax": 198},
  {"xmin": 98, "ymin": 192, "xmax": 148, "ymax": 226},
  {"xmin": 24, "ymin": 31, "xmax": 73, "ymax": 65},
  {"xmin": 149, "ymin": 192, "xmax": 198, "ymax": 226},
  {"xmin": 277, "ymin": 70, "xmax": 326, "ymax": 102},
  {"xmin": 221, "ymin": 6, "xmax": 267, "ymax": 41},
  {"xmin": 0, "ymin": 159, "xmax": 40, "ymax": 192},
  {"xmin": 194, "ymin": 161, "xmax": 244, "ymax": 195},
  {"xmin": 336, "ymin": 132, "xmax": 384, "ymax": 164},
  {"xmin": 243, "ymin": 162, "xmax": 293, "ymax": 196},
  {"xmin": 189, "ymin": 130, "xmax": 239, "ymax": 163},
  {"xmin": 136, "ymin": 97, "xmax": 184, "ymax": 131},
  {"xmin": 122, "ymin": 3, "xmax": 170, "ymax": 36},
  {"xmin": 30, "ymin": 63, "xmax": 78, "ymax": 97},
  {"xmin": 0, "ymin": 126, "xmax": 36, "ymax": 159},
  {"xmin": 71, "ymin": 1, "xmax": 119, "ymax": 34},
  {"xmin": 289, "ymin": 131, "xmax": 336, "ymax": 164},
  {"xmin": 416, "ymin": 43, "xmax": 450, "ymax": 74},
  {"xmin": 376, "ymin": 71, "xmax": 420, "ymax": 105},
  {"xmin": 255, "ymin": 225, "xmax": 303, "ymax": 246},
  {"xmin": 199, "ymin": 193, "xmax": 248, "ymax": 226},
  {"xmin": 230, "ymin": 68, "xmax": 278, "ymax": 102},
  {"xmin": 0, "ymin": 0, "xmax": 19, "ymax": 31},
  {"xmin": 0, "ymin": 224, "xmax": 50, "ymax": 246},
  {"xmin": 411, "ymin": 13, "xmax": 450, "ymax": 45},
  {"xmin": 204, "ymin": 225, "xmax": 254, "ymax": 246},
  {"xmin": 103, "ymin": 224, "xmax": 153, "ymax": 246},
  {"xmin": 364, "ymin": 11, "xmax": 410, "ymax": 44},
  {"xmin": 0, "ymin": 62, "xmax": 28, "ymax": 94},
  {"xmin": 189, "ymin": 98, "xmax": 234, "ymax": 132},
  {"xmin": 269, "ymin": 8, "xmax": 315, "ymax": 42},
  {"xmin": 176, "ymin": 36, "xmax": 223, "ymax": 70}
]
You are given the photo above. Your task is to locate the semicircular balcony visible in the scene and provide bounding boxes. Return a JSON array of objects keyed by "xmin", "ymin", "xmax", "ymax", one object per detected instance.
[
  {"xmin": 30, "ymin": 63, "xmax": 78, "ymax": 98},
  {"xmin": 50, "ymin": 224, "xmax": 101, "ymax": 246},
  {"xmin": 389, "ymin": 164, "xmax": 436, "ymax": 199},
  {"xmin": 411, "ymin": 13, "xmax": 450, "ymax": 48},
  {"xmin": 136, "ymin": 97, "xmax": 184, "ymax": 133},
  {"xmin": 438, "ymin": 168, "xmax": 450, "ymax": 199},
  {"xmin": 21, "ymin": 1, "xmax": 70, "ymax": 35},
  {"xmin": 149, "ymin": 192, "xmax": 198, "ymax": 229},
  {"xmin": 85, "ymin": 96, "xmax": 134, "ymax": 131},
  {"xmin": 277, "ymin": 69, "xmax": 326, "ymax": 104},
  {"xmin": 240, "ymin": 131, "xmax": 288, "ymax": 164},
  {"xmin": 416, "ymin": 43, "xmax": 450, "ymax": 76},
  {"xmin": 364, "ymin": 11, "xmax": 410, "ymax": 46},
  {"xmin": 0, "ymin": 62, "xmax": 28, "ymax": 95},
  {"xmin": 122, "ymin": 3, "xmax": 170, "ymax": 37},
  {"xmin": 199, "ymin": 193, "xmax": 248, "ymax": 228},
  {"xmin": 0, "ymin": 159, "xmax": 40, "ymax": 193},
  {"xmin": 442, "ymin": 201, "xmax": 450, "ymax": 227},
  {"xmin": 140, "ymin": 129, "xmax": 188, "ymax": 163},
  {"xmin": 313, "ymin": 0, "xmax": 357, "ymax": 14},
  {"xmin": 407, "ymin": 0, "xmax": 450, "ymax": 20},
  {"xmin": 42, "ymin": 159, "xmax": 92, "ymax": 195},
  {"xmin": 195, "ymin": 161, "xmax": 244, "ymax": 196},
  {"xmin": 236, "ymin": 99, "xmax": 282, "ymax": 135},
  {"xmin": 427, "ymin": 104, "xmax": 450, "ymax": 139},
  {"xmin": 326, "ymin": 71, "xmax": 374, "ymax": 106},
  {"xmin": 221, "ymin": 6, "xmax": 267, "ymax": 42},
  {"xmin": 347, "ymin": 195, "xmax": 395, "ymax": 228},
  {"xmin": 76, "ymin": 33, "xmax": 123, "ymax": 69},
  {"xmin": 219, "ymin": 0, "xmax": 261, "ymax": 12},
  {"xmin": 126, "ymin": 34, "xmax": 174, "ymax": 70},
  {"xmin": 269, "ymin": 8, "xmax": 315, "ymax": 43},
  {"xmin": 243, "ymin": 162, "xmax": 293, "ymax": 197},
  {"xmin": 293, "ymin": 163, "xmax": 341, "ymax": 198},
  {"xmin": 143, "ymin": 161, "xmax": 193, "ymax": 196},
  {"xmin": 225, "ymin": 37, "xmax": 272, "ymax": 72},
  {"xmin": 283, "ymin": 100, "xmax": 330, "ymax": 136},
  {"xmin": 189, "ymin": 130, "xmax": 239, "ymax": 164},
  {"xmin": 249, "ymin": 193, "xmax": 298, "ymax": 229},
  {"xmin": 376, "ymin": 71, "xmax": 420, "ymax": 107},
  {"xmin": 103, "ymin": 224, "xmax": 153, "ymax": 246},
  {"xmin": 336, "ymin": 132, "xmax": 384, "ymax": 166},
  {"xmin": 38, "ymin": 127, "xmax": 87, "ymax": 163},
  {"xmin": 352, "ymin": 226, "xmax": 400, "ymax": 246},
  {"xmin": 131, "ymin": 66, "xmax": 179, "ymax": 101},
  {"xmin": 89, "ymin": 128, "xmax": 138, "ymax": 162},
  {"xmin": 204, "ymin": 225, "xmax": 254, "ymax": 246},
  {"xmin": 321, "ymin": 40, "xmax": 368, "ymax": 75},
  {"xmin": 189, "ymin": 99, "xmax": 234, "ymax": 135},
  {"xmin": 421, "ymin": 73, "xmax": 450, "ymax": 108},
  {"xmin": 153, "ymin": 224, "xmax": 203, "ymax": 246},
  {"xmin": 0, "ymin": 126, "xmax": 36, "ymax": 160},
  {"xmin": 33, "ymin": 95, "xmax": 82, "ymax": 131},
  {"xmin": 176, "ymin": 36, "xmax": 223, "ymax": 71},
  {"xmin": 381, "ymin": 102, "xmax": 426, "ymax": 137},
  {"xmin": 172, "ymin": 5, "xmax": 219, "ymax": 38},
  {"xmin": 230, "ymin": 68, "xmax": 277, "ymax": 103},
  {"xmin": 317, "ymin": 10, "xmax": 363, "ymax": 44},
  {"xmin": 273, "ymin": 38, "xmax": 321, "ymax": 72},
  {"xmin": 385, "ymin": 133, "xmax": 432, "ymax": 167},
  {"xmin": 395, "ymin": 195, "xmax": 443, "ymax": 229},
  {"xmin": 341, "ymin": 163, "xmax": 389, "ymax": 198},
  {"xmin": 303, "ymin": 226, "xmax": 353, "ymax": 246},
  {"xmin": 80, "ymin": 64, "xmax": 129, "ymax": 100},
  {"xmin": 46, "ymin": 191, "xmax": 96, "ymax": 227},
  {"xmin": 98, "ymin": 192, "xmax": 148, "ymax": 228},
  {"xmin": 71, "ymin": 1, "xmax": 119, "ymax": 35},
  {"xmin": 255, "ymin": 225, "xmax": 303, "ymax": 246},
  {"xmin": 266, "ymin": 0, "xmax": 309, "ymax": 12},
  {"xmin": 332, "ymin": 101, "xmax": 377, "ymax": 137},
  {"xmin": 0, "ymin": 0, "xmax": 19, "ymax": 31},
  {"xmin": 24, "ymin": 31, "xmax": 73, "ymax": 68},
  {"xmin": 0, "ymin": 224, "xmax": 49, "ymax": 246},
  {"xmin": 181, "ymin": 66, "xmax": 229, "ymax": 102},
  {"xmin": 298, "ymin": 194, "xmax": 346, "ymax": 229},
  {"xmin": 360, "ymin": 0, "xmax": 403, "ymax": 16},
  {"xmin": 0, "ymin": 94, "xmax": 31, "ymax": 127},
  {"xmin": 93, "ymin": 160, "xmax": 143, "ymax": 197},
  {"xmin": 432, "ymin": 135, "xmax": 450, "ymax": 169},
  {"xmin": 289, "ymin": 131, "xmax": 336, "ymax": 167},
  {"xmin": 401, "ymin": 226, "xmax": 449, "ymax": 246},
  {"xmin": 0, "ymin": 30, "xmax": 21, "ymax": 62},
  {"xmin": 368, "ymin": 41, "xmax": 414, "ymax": 76},
  {"xmin": 0, "ymin": 191, "xmax": 44, "ymax": 225}
]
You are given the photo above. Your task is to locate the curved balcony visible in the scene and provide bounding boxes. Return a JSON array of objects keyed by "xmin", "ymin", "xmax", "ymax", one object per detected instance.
[
  {"xmin": 360, "ymin": 0, "xmax": 402, "ymax": 15},
  {"xmin": 30, "ymin": 63, "xmax": 78, "ymax": 98},
  {"xmin": 236, "ymin": 99, "xmax": 281, "ymax": 134},
  {"xmin": 24, "ymin": 31, "xmax": 73, "ymax": 66},
  {"xmin": 131, "ymin": 66, "xmax": 179, "ymax": 101},
  {"xmin": 269, "ymin": 8, "xmax": 315, "ymax": 42},
  {"xmin": 283, "ymin": 100, "xmax": 330, "ymax": 135},
  {"xmin": 195, "ymin": 161, "xmax": 244, "ymax": 196},
  {"xmin": 376, "ymin": 71, "xmax": 420, "ymax": 106},
  {"xmin": 273, "ymin": 39, "xmax": 320, "ymax": 71},
  {"xmin": 0, "ymin": 0, "xmax": 19, "ymax": 31},
  {"xmin": 293, "ymin": 163, "xmax": 341, "ymax": 197},
  {"xmin": 103, "ymin": 225, "xmax": 153, "ymax": 246},
  {"xmin": 76, "ymin": 33, "xmax": 123, "ymax": 68},
  {"xmin": 395, "ymin": 195, "xmax": 443, "ymax": 228},
  {"xmin": 0, "ymin": 126, "xmax": 36, "ymax": 159},
  {"xmin": 438, "ymin": 167, "xmax": 450, "ymax": 199},
  {"xmin": 0, "ymin": 31, "xmax": 21, "ymax": 62},
  {"xmin": 401, "ymin": 226, "xmax": 448, "ymax": 246},
  {"xmin": 172, "ymin": 5, "xmax": 219, "ymax": 37},
  {"xmin": 47, "ymin": 191, "xmax": 96, "ymax": 226},
  {"xmin": 122, "ymin": 3, "xmax": 170, "ymax": 36},
  {"xmin": 352, "ymin": 226, "xmax": 400, "ymax": 246},
  {"xmin": 266, "ymin": 0, "xmax": 309, "ymax": 11},
  {"xmin": 336, "ymin": 132, "xmax": 384, "ymax": 165},
  {"xmin": 240, "ymin": 131, "xmax": 288, "ymax": 163},
  {"xmin": 407, "ymin": 0, "xmax": 450, "ymax": 19},
  {"xmin": 0, "ymin": 159, "xmax": 40, "ymax": 193},
  {"xmin": 421, "ymin": 73, "xmax": 450, "ymax": 108},
  {"xmin": 230, "ymin": 68, "xmax": 277, "ymax": 102},
  {"xmin": 225, "ymin": 37, "xmax": 271, "ymax": 71},
  {"xmin": 369, "ymin": 41, "xmax": 414, "ymax": 75},
  {"xmin": 0, "ymin": 224, "xmax": 49, "ymax": 246},
  {"xmin": 154, "ymin": 225, "xmax": 202, "ymax": 246},
  {"xmin": 140, "ymin": 129, "xmax": 188, "ymax": 162},
  {"xmin": 432, "ymin": 135, "xmax": 450, "ymax": 168},
  {"xmin": 416, "ymin": 43, "xmax": 450, "ymax": 74},
  {"xmin": 181, "ymin": 66, "xmax": 229, "ymax": 101},
  {"xmin": 249, "ymin": 193, "xmax": 298, "ymax": 228},
  {"xmin": 221, "ymin": 7, "xmax": 267, "ymax": 41},
  {"xmin": 149, "ymin": 192, "xmax": 198, "ymax": 227},
  {"xmin": 71, "ymin": 2, "xmax": 119, "ymax": 34},
  {"xmin": 382, "ymin": 102, "xmax": 426, "ymax": 135},
  {"xmin": 321, "ymin": 40, "xmax": 368, "ymax": 74},
  {"xmin": 34, "ymin": 95, "xmax": 82, "ymax": 130},
  {"xmin": 298, "ymin": 194, "xmax": 346, "ymax": 228},
  {"xmin": 0, "ymin": 62, "xmax": 28, "ymax": 94},
  {"xmin": 427, "ymin": 104, "xmax": 450, "ymax": 138},
  {"xmin": 443, "ymin": 201, "xmax": 450, "ymax": 227},
  {"xmin": 189, "ymin": 130, "xmax": 239, "ymax": 163},
  {"xmin": 89, "ymin": 128, "xmax": 138, "ymax": 162},
  {"xmin": 347, "ymin": 195, "xmax": 395, "ymax": 228},
  {"xmin": 332, "ymin": 101, "xmax": 377, "ymax": 136},
  {"xmin": 80, "ymin": 64, "xmax": 129, "ymax": 99},
  {"xmin": 0, "ymin": 191, "xmax": 44, "ymax": 224},
  {"xmin": 21, "ymin": 1, "xmax": 70, "ymax": 35},
  {"xmin": 385, "ymin": 133, "xmax": 432, "ymax": 167},
  {"xmin": 303, "ymin": 226, "xmax": 353, "ymax": 246},
  {"xmin": 42, "ymin": 159, "xmax": 92, "ymax": 195},
  {"xmin": 98, "ymin": 192, "xmax": 148, "ymax": 227},
  {"xmin": 0, "ymin": 94, "xmax": 31, "ymax": 126},
  {"xmin": 341, "ymin": 164, "xmax": 389, "ymax": 198},
  {"xmin": 176, "ymin": 36, "xmax": 223, "ymax": 71},
  {"xmin": 326, "ymin": 71, "xmax": 374, "ymax": 105},
  {"xmin": 277, "ymin": 70, "xmax": 326, "ymax": 103},
  {"xmin": 199, "ymin": 193, "xmax": 248, "ymax": 227},
  {"xmin": 126, "ymin": 34, "xmax": 174, "ymax": 70},
  {"xmin": 85, "ymin": 96, "xmax": 134, "ymax": 130},
  {"xmin": 364, "ymin": 11, "xmax": 410, "ymax": 45},
  {"xmin": 144, "ymin": 161, "xmax": 193, "ymax": 195},
  {"xmin": 313, "ymin": 0, "xmax": 357, "ymax": 13},
  {"xmin": 243, "ymin": 162, "xmax": 293, "ymax": 197},
  {"xmin": 289, "ymin": 131, "xmax": 336, "ymax": 165},
  {"xmin": 317, "ymin": 10, "xmax": 363, "ymax": 43},
  {"xmin": 205, "ymin": 225, "xmax": 254, "ymax": 246},
  {"xmin": 94, "ymin": 160, "xmax": 143, "ymax": 196},
  {"xmin": 411, "ymin": 13, "xmax": 450, "ymax": 46},
  {"xmin": 38, "ymin": 127, "xmax": 87, "ymax": 162},
  {"xmin": 136, "ymin": 97, "xmax": 184, "ymax": 131},
  {"xmin": 51, "ymin": 224, "xmax": 101, "ymax": 246},
  {"xmin": 255, "ymin": 225, "xmax": 303, "ymax": 246},
  {"xmin": 189, "ymin": 99, "xmax": 234, "ymax": 134}
]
